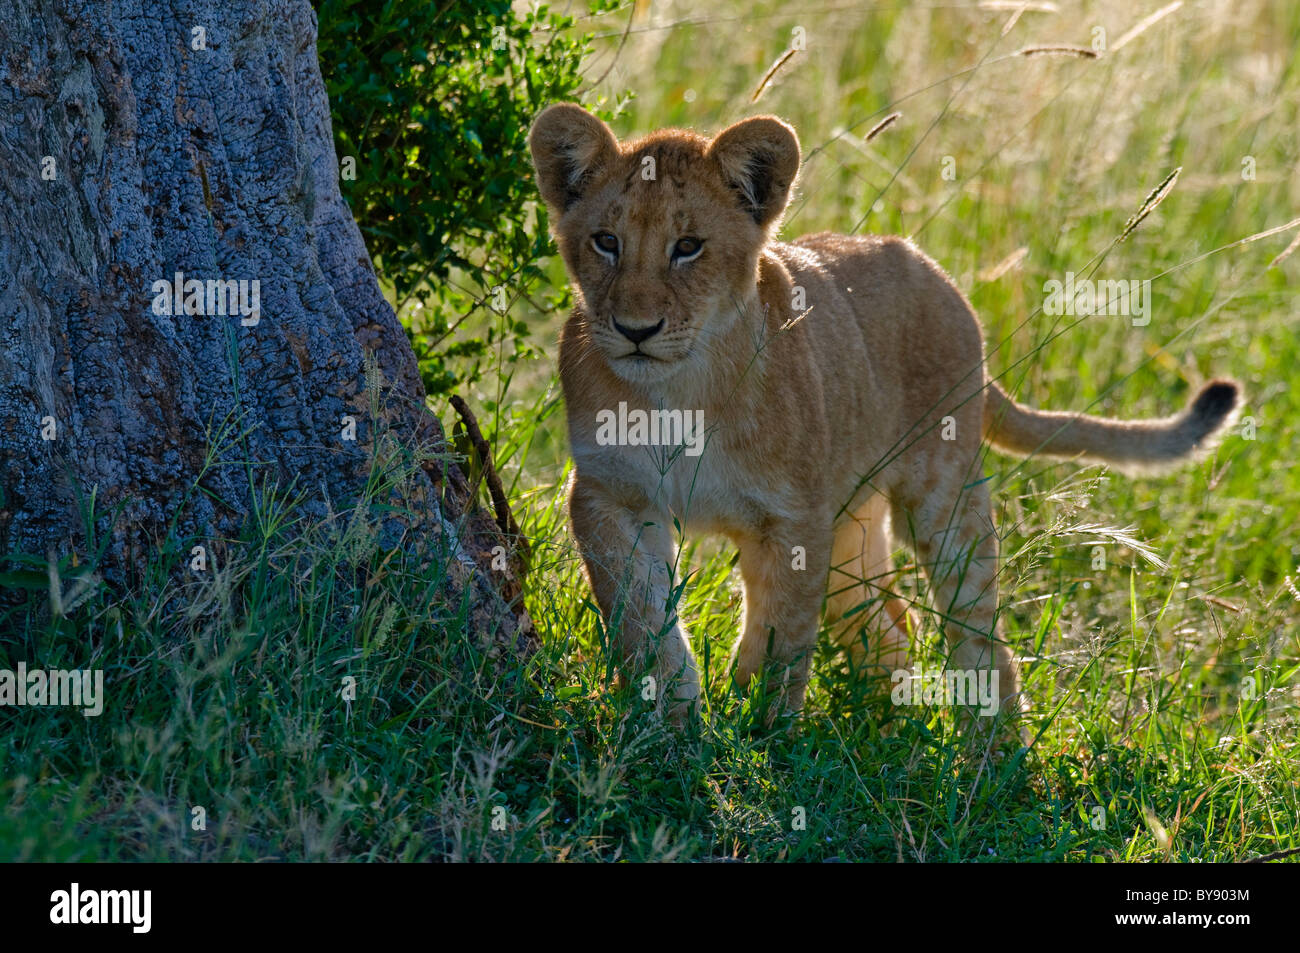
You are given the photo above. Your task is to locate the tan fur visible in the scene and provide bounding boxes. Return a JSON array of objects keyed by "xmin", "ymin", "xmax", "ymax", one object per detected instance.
[{"xmin": 528, "ymin": 103, "xmax": 1241, "ymax": 726}]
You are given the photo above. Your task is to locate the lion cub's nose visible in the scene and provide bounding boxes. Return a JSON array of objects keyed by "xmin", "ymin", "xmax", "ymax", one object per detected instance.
[{"xmin": 613, "ymin": 317, "xmax": 665, "ymax": 344}]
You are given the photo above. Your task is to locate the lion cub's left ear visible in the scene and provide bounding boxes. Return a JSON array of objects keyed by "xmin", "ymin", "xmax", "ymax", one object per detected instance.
[{"xmin": 707, "ymin": 116, "xmax": 800, "ymax": 228}]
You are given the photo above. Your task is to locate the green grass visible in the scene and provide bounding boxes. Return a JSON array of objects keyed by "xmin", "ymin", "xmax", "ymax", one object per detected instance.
[{"xmin": 3, "ymin": 0, "xmax": 1298, "ymax": 861}]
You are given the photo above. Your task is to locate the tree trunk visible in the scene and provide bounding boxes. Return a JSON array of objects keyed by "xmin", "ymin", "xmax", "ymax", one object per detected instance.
[{"xmin": 0, "ymin": 0, "xmax": 526, "ymax": 643}]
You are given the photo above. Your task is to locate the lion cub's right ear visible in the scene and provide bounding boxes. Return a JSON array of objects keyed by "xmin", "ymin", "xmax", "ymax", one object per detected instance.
[{"xmin": 528, "ymin": 103, "xmax": 620, "ymax": 215}]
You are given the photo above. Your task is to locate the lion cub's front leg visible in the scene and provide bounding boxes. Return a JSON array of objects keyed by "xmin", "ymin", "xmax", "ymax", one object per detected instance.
[
  {"xmin": 730, "ymin": 516, "xmax": 832, "ymax": 716},
  {"xmin": 568, "ymin": 473, "xmax": 700, "ymax": 722}
]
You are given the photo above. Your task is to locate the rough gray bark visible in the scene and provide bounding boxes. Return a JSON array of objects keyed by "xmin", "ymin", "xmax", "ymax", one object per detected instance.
[{"xmin": 0, "ymin": 0, "xmax": 526, "ymax": 641}]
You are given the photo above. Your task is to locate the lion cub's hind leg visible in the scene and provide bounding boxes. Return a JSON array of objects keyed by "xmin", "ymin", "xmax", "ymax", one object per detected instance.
[
  {"xmin": 891, "ymin": 476, "xmax": 1024, "ymax": 728},
  {"xmin": 826, "ymin": 495, "xmax": 914, "ymax": 681}
]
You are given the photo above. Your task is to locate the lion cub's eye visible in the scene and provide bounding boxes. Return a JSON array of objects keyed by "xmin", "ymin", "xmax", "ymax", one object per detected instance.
[
  {"xmin": 671, "ymin": 237, "xmax": 703, "ymax": 263},
  {"xmin": 591, "ymin": 232, "xmax": 620, "ymax": 260}
]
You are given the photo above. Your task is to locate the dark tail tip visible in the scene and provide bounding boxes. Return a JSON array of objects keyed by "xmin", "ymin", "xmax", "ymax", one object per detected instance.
[{"xmin": 1188, "ymin": 379, "xmax": 1242, "ymax": 440}]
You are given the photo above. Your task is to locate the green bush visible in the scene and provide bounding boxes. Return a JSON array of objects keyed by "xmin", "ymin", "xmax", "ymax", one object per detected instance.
[{"xmin": 316, "ymin": 0, "xmax": 619, "ymax": 397}]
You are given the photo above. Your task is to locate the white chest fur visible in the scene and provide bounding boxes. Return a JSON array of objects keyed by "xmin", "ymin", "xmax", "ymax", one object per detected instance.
[{"xmin": 570, "ymin": 412, "xmax": 793, "ymax": 536}]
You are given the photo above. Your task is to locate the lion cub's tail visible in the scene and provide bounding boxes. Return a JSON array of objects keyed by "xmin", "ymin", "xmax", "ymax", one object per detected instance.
[{"xmin": 982, "ymin": 378, "xmax": 1242, "ymax": 475}]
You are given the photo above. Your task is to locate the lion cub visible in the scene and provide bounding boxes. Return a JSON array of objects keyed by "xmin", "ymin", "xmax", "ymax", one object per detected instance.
[{"xmin": 528, "ymin": 103, "xmax": 1240, "ymax": 726}]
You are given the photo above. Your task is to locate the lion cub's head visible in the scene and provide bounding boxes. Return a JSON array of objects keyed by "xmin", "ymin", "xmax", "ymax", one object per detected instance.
[{"xmin": 528, "ymin": 104, "xmax": 800, "ymax": 384}]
